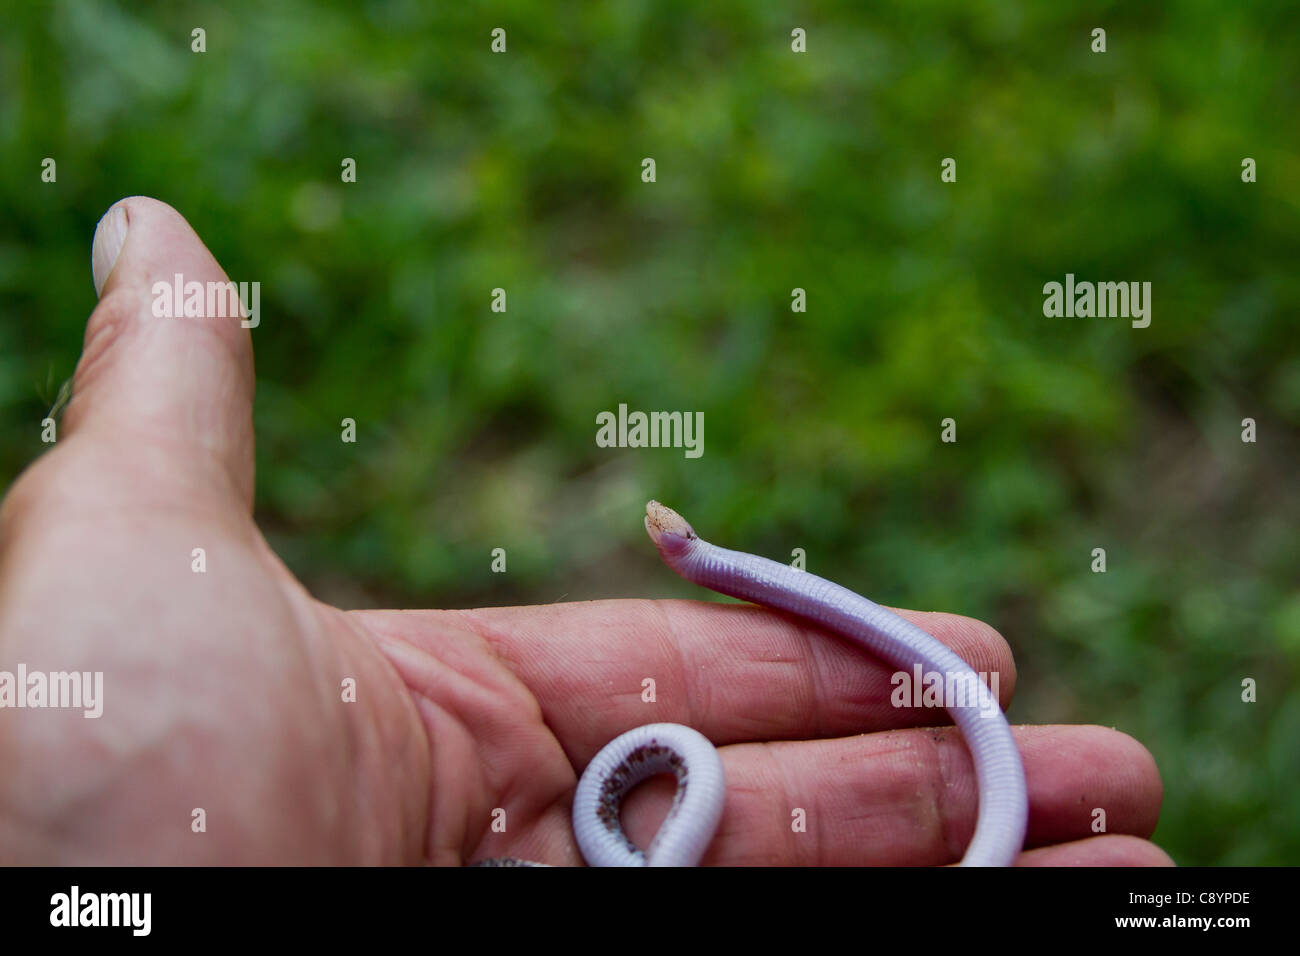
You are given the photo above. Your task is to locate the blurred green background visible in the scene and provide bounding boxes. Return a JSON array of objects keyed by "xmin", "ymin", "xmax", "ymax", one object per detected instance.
[{"xmin": 1, "ymin": 1, "xmax": 1297, "ymax": 865}]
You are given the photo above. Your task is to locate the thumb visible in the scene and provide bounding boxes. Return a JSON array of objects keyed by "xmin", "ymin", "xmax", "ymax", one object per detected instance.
[{"xmin": 64, "ymin": 197, "xmax": 256, "ymax": 508}]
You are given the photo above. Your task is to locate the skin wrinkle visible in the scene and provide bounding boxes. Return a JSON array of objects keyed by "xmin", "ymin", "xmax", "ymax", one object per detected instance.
[
  {"xmin": 708, "ymin": 775, "xmax": 764, "ymax": 864},
  {"xmin": 361, "ymin": 611, "xmax": 572, "ymax": 863},
  {"xmin": 436, "ymin": 706, "xmax": 494, "ymax": 864},
  {"xmin": 72, "ymin": 286, "xmax": 137, "ymax": 395},
  {"xmin": 206, "ymin": 605, "xmax": 345, "ymax": 859},
  {"xmin": 920, "ymin": 728, "xmax": 970, "ymax": 863},
  {"xmin": 833, "ymin": 730, "xmax": 942, "ymax": 865},
  {"xmin": 716, "ymin": 728, "xmax": 1028, "ymax": 866},
  {"xmin": 403, "ymin": 692, "xmax": 473, "ymax": 865},
  {"xmin": 465, "ymin": 729, "xmax": 574, "ymax": 862},
  {"xmin": 72, "ymin": 299, "xmax": 255, "ymax": 412},
  {"xmin": 789, "ymin": 617, "xmax": 837, "ymax": 740},
  {"xmin": 466, "ymin": 600, "xmax": 677, "ymax": 761},
  {"xmin": 739, "ymin": 606, "xmax": 1013, "ymax": 740},
  {"xmin": 892, "ymin": 612, "xmax": 1017, "ymax": 709},
  {"xmin": 503, "ymin": 781, "xmax": 585, "ymax": 866},
  {"xmin": 382, "ymin": 616, "xmax": 522, "ymax": 727},
  {"xmin": 754, "ymin": 739, "xmax": 810, "ymax": 865},
  {"xmin": 652, "ymin": 599, "xmax": 702, "ymax": 732},
  {"xmin": 904, "ymin": 728, "xmax": 975, "ymax": 863},
  {"xmin": 453, "ymin": 605, "xmax": 629, "ymax": 765},
  {"xmin": 470, "ymin": 607, "xmax": 628, "ymax": 760},
  {"xmin": 789, "ymin": 615, "xmax": 903, "ymax": 738},
  {"xmin": 677, "ymin": 604, "xmax": 833, "ymax": 744},
  {"xmin": 486, "ymin": 790, "xmax": 577, "ymax": 862},
  {"xmin": 733, "ymin": 657, "xmax": 816, "ymax": 743},
  {"xmin": 966, "ymin": 621, "xmax": 1017, "ymax": 710},
  {"xmin": 452, "ymin": 608, "xmax": 527, "ymax": 675},
  {"xmin": 364, "ymin": 640, "xmax": 472, "ymax": 863},
  {"xmin": 312, "ymin": 600, "xmax": 394, "ymax": 859},
  {"xmin": 450, "ymin": 607, "xmax": 582, "ymax": 742},
  {"xmin": 472, "ymin": 806, "xmax": 573, "ymax": 867},
  {"xmin": 721, "ymin": 606, "xmax": 823, "ymax": 739}
]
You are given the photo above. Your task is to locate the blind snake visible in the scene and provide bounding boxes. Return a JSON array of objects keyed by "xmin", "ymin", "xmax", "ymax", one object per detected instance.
[{"xmin": 481, "ymin": 500, "xmax": 1028, "ymax": 867}]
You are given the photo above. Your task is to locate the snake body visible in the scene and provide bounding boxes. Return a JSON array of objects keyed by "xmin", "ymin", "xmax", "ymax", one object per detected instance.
[{"xmin": 489, "ymin": 501, "xmax": 1028, "ymax": 867}]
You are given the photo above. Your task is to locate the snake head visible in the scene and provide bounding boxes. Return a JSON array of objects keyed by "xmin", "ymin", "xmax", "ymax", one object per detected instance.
[{"xmin": 644, "ymin": 500, "xmax": 697, "ymax": 557}]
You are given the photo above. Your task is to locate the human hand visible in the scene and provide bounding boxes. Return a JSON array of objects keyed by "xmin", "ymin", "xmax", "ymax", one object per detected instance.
[{"xmin": 0, "ymin": 197, "xmax": 1169, "ymax": 865}]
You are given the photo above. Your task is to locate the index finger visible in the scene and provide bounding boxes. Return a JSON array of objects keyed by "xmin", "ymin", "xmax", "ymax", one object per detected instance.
[{"xmin": 449, "ymin": 597, "xmax": 1017, "ymax": 760}]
